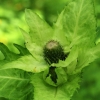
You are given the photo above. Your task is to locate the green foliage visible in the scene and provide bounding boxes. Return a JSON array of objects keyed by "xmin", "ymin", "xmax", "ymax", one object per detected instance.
[
  {"xmin": 0, "ymin": 69, "xmax": 33, "ymax": 100},
  {"xmin": 31, "ymin": 72, "xmax": 80, "ymax": 100},
  {"xmin": 25, "ymin": 9, "xmax": 53, "ymax": 46},
  {"xmin": 0, "ymin": 0, "xmax": 100, "ymax": 100}
]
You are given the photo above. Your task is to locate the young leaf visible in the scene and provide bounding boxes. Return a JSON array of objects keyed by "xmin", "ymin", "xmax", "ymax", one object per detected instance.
[
  {"xmin": 52, "ymin": 9, "xmax": 69, "ymax": 47},
  {"xmin": 31, "ymin": 72, "xmax": 80, "ymax": 100},
  {"xmin": 25, "ymin": 9, "xmax": 53, "ymax": 46},
  {"xmin": 19, "ymin": 28, "xmax": 43, "ymax": 60}
]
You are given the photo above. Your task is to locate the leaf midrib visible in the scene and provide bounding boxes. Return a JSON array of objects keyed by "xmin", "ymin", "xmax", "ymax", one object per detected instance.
[
  {"xmin": 73, "ymin": 0, "xmax": 84, "ymax": 37},
  {"xmin": 0, "ymin": 76, "xmax": 28, "ymax": 81}
]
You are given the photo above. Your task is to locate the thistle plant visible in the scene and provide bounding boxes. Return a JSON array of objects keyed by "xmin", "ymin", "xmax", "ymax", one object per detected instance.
[{"xmin": 0, "ymin": 0, "xmax": 100, "ymax": 100}]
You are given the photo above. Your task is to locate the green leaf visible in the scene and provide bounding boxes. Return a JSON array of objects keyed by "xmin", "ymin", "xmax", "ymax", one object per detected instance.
[
  {"xmin": 14, "ymin": 44, "xmax": 30, "ymax": 56},
  {"xmin": 0, "ymin": 43, "xmax": 21, "ymax": 68},
  {"xmin": 57, "ymin": 0, "xmax": 97, "ymax": 75},
  {"xmin": 0, "ymin": 69, "xmax": 33, "ymax": 100},
  {"xmin": 0, "ymin": 43, "xmax": 20, "ymax": 61},
  {"xmin": 0, "ymin": 43, "xmax": 33, "ymax": 71},
  {"xmin": 52, "ymin": 9, "xmax": 70, "ymax": 47},
  {"xmin": 31, "ymin": 72, "xmax": 80, "ymax": 100},
  {"xmin": 74, "ymin": 43, "xmax": 100, "ymax": 74},
  {"xmin": 63, "ymin": 0, "xmax": 96, "ymax": 47},
  {"xmin": 19, "ymin": 28, "xmax": 43, "ymax": 60},
  {"xmin": 25, "ymin": 9, "xmax": 53, "ymax": 46},
  {"xmin": 0, "ymin": 55, "xmax": 48, "ymax": 73}
]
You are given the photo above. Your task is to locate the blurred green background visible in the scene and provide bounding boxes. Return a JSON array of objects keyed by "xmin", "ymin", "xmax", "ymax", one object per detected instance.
[{"xmin": 0, "ymin": 0, "xmax": 100, "ymax": 100}]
